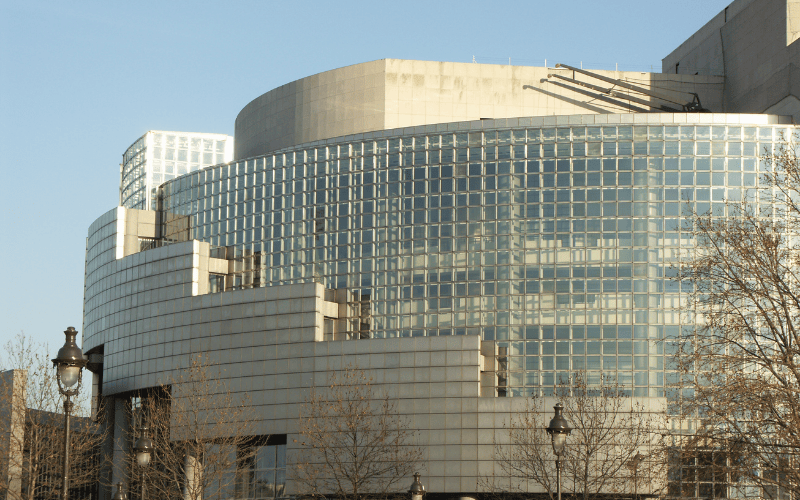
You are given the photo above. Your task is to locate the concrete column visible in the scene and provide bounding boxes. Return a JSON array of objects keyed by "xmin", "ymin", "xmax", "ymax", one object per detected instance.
[
  {"xmin": 0, "ymin": 370, "xmax": 27, "ymax": 500},
  {"xmin": 183, "ymin": 448, "xmax": 203, "ymax": 500},
  {"xmin": 111, "ymin": 397, "xmax": 131, "ymax": 491},
  {"xmin": 97, "ymin": 395, "xmax": 116, "ymax": 500}
]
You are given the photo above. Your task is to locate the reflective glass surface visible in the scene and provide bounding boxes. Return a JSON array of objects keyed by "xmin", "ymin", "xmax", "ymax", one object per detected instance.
[
  {"xmin": 157, "ymin": 118, "xmax": 796, "ymax": 397},
  {"xmin": 121, "ymin": 131, "xmax": 232, "ymax": 210}
]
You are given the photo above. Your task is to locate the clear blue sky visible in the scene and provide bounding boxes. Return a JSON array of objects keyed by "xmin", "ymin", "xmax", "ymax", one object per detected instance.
[{"xmin": 0, "ymin": 0, "xmax": 731, "ymax": 357}]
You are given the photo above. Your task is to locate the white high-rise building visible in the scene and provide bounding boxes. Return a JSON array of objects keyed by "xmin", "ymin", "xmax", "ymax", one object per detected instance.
[{"xmin": 120, "ymin": 130, "xmax": 233, "ymax": 210}]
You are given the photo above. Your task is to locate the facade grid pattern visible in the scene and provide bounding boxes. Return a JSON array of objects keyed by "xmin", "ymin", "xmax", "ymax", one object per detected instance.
[
  {"xmin": 142, "ymin": 116, "xmax": 794, "ymax": 397},
  {"xmin": 121, "ymin": 131, "xmax": 233, "ymax": 210}
]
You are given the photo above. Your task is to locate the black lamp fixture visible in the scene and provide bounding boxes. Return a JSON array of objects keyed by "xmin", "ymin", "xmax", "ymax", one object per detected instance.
[
  {"xmin": 546, "ymin": 403, "xmax": 572, "ymax": 500},
  {"xmin": 409, "ymin": 472, "xmax": 426, "ymax": 500},
  {"xmin": 52, "ymin": 327, "xmax": 88, "ymax": 500},
  {"xmin": 133, "ymin": 425, "xmax": 153, "ymax": 500},
  {"xmin": 628, "ymin": 452, "xmax": 645, "ymax": 500},
  {"xmin": 112, "ymin": 482, "xmax": 128, "ymax": 500},
  {"xmin": 134, "ymin": 425, "xmax": 153, "ymax": 467}
]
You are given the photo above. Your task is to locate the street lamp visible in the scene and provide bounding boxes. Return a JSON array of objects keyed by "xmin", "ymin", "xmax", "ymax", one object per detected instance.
[
  {"xmin": 628, "ymin": 452, "xmax": 645, "ymax": 500},
  {"xmin": 112, "ymin": 482, "xmax": 128, "ymax": 500},
  {"xmin": 409, "ymin": 472, "xmax": 426, "ymax": 500},
  {"xmin": 546, "ymin": 403, "xmax": 572, "ymax": 500},
  {"xmin": 133, "ymin": 425, "xmax": 153, "ymax": 500},
  {"xmin": 52, "ymin": 327, "xmax": 88, "ymax": 500}
]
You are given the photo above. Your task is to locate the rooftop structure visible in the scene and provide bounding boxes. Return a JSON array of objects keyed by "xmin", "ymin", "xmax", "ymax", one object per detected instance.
[
  {"xmin": 234, "ymin": 60, "xmax": 723, "ymax": 160},
  {"xmin": 120, "ymin": 130, "xmax": 233, "ymax": 210},
  {"xmin": 663, "ymin": 0, "xmax": 800, "ymax": 121}
]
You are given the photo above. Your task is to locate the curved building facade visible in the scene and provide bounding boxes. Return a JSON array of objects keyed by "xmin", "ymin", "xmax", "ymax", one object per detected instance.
[
  {"xmin": 83, "ymin": 108, "xmax": 797, "ymax": 497},
  {"xmin": 161, "ymin": 113, "xmax": 793, "ymax": 397},
  {"xmin": 81, "ymin": 8, "xmax": 800, "ymax": 493},
  {"xmin": 233, "ymin": 59, "xmax": 723, "ymax": 161}
]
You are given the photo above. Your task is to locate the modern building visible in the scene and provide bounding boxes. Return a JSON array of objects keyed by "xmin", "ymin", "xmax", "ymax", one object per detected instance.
[
  {"xmin": 81, "ymin": 0, "xmax": 799, "ymax": 499},
  {"xmin": 120, "ymin": 131, "xmax": 233, "ymax": 211}
]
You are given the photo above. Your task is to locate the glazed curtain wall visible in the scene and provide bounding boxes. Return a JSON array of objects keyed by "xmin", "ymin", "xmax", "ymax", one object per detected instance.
[
  {"xmin": 121, "ymin": 132, "xmax": 231, "ymax": 210},
  {"xmin": 159, "ymin": 115, "xmax": 795, "ymax": 397}
]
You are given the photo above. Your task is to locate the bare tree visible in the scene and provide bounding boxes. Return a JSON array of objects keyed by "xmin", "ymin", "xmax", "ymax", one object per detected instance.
[
  {"xmin": 676, "ymin": 136, "xmax": 800, "ymax": 499},
  {"xmin": 0, "ymin": 331, "xmax": 106, "ymax": 500},
  {"xmin": 487, "ymin": 372, "xmax": 667, "ymax": 500},
  {"xmin": 126, "ymin": 354, "xmax": 259, "ymax": 500},
  {"xmin": 292, "ymin": 365, "xmax": 423, "ymax": 500}
]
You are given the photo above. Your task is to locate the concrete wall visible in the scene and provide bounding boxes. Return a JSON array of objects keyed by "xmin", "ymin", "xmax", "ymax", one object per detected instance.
[
  {"xmin": 234, "ymin": 59, "xmax": 724, "ymax": 160},
  {"xmin": 82, "ymin": 208, "xmax": 665, "ymax": 495},
  {"xmin": 0, "ymin": 370, "xmax": 26, "ymax": 499},
  {"xmin": 663, "ymin": 0, "xmax": 800, "ymax": 121}
]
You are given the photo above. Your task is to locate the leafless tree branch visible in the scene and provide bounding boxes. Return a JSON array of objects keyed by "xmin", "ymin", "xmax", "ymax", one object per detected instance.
[
  {"xmin": 676, "ymin": 135, "xmax": 800, "ymax": 499},
  {"xmin": 292, "ymin": 365, "xmax": 423, "ymax": 500}
]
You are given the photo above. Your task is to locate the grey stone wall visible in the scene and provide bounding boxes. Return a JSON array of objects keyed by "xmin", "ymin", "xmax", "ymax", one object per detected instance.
[
  {"xmin": 234, "ymin": 59, "xmax": 724, "ymax": 160},
  {"xmin": 0, "ymin": 370, "xmax": 26, "ymax": 499},
  {"xmin": 663, "ymin": 0, "xmax": 800, "ymax": 121},
  {"xmin": 83, "ymin": 208, "xmax": 668, "ymax": 493}
]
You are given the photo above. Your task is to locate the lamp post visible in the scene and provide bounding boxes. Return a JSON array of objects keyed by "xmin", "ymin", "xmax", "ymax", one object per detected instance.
[
  {"xmin": 409, "ymin": 472, "xmax": 426, "ymax": 500},
  {"xmin": 133, "ymin": 425, "xmax": 153, "ymax": 500},
  {"xmin": 627, "ymin": 452, "xmax": 644, "ymax": 500},
  {"xmin": 546, "ymin": 403, "xmax": 572, "ymax": 500},
  {"xmin": 52, "ymin": 327, "xmax": 88, "ymax": 500},
  {"xmin": 112, "ymin": 482, "xmax": 128, "ymax": 500}
]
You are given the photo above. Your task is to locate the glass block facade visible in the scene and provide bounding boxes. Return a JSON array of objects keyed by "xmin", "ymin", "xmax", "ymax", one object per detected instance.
[
  {"xmin": 236, "ymin": 441, "xmax": 287, "ymax": 499},
  {"xmin": 157, "ymin": 114, "xmax": 795, "ymax": 398},
  {"xmin": 121, "ymin": 130, "xmax": 233, "ymax": 210}
]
